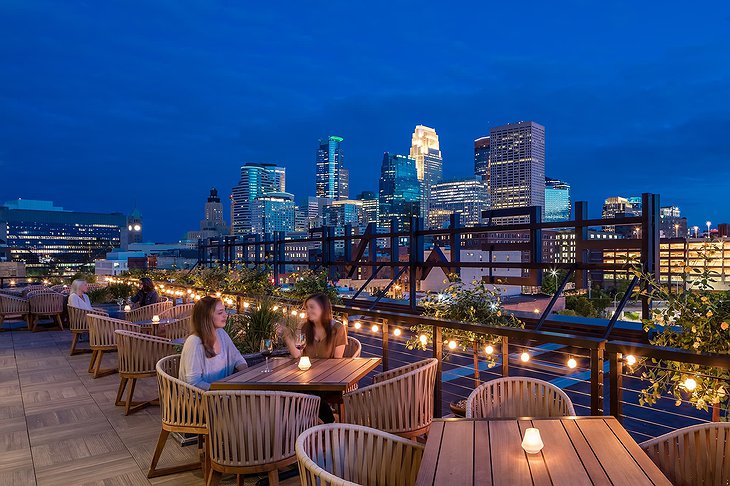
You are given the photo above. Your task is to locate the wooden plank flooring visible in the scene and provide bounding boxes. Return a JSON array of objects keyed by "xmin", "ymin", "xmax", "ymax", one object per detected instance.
[{"xmin": 0, "ymin": 319, "xmax": 300, "ymax": 486}]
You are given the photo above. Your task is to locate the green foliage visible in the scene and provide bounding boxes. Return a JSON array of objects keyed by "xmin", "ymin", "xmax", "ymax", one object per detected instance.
[
  {"xmin": 123, "ymin": 267, "xmax": 274, "ymax": 296},
  {"xmin": 632, "ymin": 241, "xmax": 730, "ymax": 415},
  {"xmin": 565, "ymin": 296, "xmax": 599, "ymax": 317},
  {"xmin": 71, "ymin": 272, "xmax": 97, "ymax": 284},
  {"xmin": 557, "ymin": 309, "xmax": 578, "ymax": 316},
  {"xmin": 279, "ymin": 270, "xmax": 341, "ymax": 303},
  {"xmin": 405, "ymin": 275, "xmax": 523, "ymax": 366},
  {"xmin": 624, "ymin": 311, "xmax": 641, "ymax": 321},
  {"xmin": 541, "ymin": 269, "xmax": 568, "ymax": 295},
  {"xmin": 86, "ymin": 283, "xmax": 135, "ymax": 304},
  {"xmin": 225, "ymin": 297, "xmax": 281, "ymax": 354}
]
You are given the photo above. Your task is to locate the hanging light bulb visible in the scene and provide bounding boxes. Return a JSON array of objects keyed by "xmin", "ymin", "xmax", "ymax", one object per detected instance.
[
  {"xmin": 684, "ymin": 377, "xmax": 697, "ymax": 392},
  {"xmin": 485, "ymin": 345, "xmax": 494, "ymax": 355},
  {"xmin": 625, "ymin": 355, "xmax": 637, "ymax": 366},
  {"xmin": 272, "ymin": 305, "xmax": 279, "ymax": 311},
  {"xmin": 567, "ymin": 357, "xmax": 577, "ymax": 369},
  {"xmin": 419, "ymin": 334, "xmax": 428, "ymax": 345},
  {"xmin": 371, "ymin": 324, "xmax": 379, "ymax": 332},
  {"xmin": 393, "ymin": 328, "xmax": 402, "ymax": 337},
  {"xmin": 354, "ymin": 321, "xmax": 362, "ymax": 329},
  {"xmin": 520, "ymin": 351, "xmax": 530, "ymax": 362},
  {"xmin": 291, "ymin": 309, "xmax": 298, "ymax": 316},
  {"xmin": 448, "ymin": 340, "xmax": 457, "ymax": 350},
  {"xmin": 243, "ymin": 302, "xmax": 250, "ymax": 309}
]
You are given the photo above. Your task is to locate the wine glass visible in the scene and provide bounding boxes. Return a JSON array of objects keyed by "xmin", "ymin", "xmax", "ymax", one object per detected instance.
[
  {"xmin": 260, "ymin": 338, "xmax": 274, "ymax": 373},
  {"xmin": 294, "ymin": 330, "xmax": 306, "ymax": 352}
]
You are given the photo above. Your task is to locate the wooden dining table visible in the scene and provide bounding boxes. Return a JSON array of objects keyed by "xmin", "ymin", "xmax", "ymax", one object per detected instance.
[
  {"xmin": 416, "ymin": 417, "xmax": 671, "ymax": 486},
  {"xmin": 131, "ymin": 318, "xmax": 173, "ymax": 337},
  {"xmin": 210, "ymin": 357, "xmax": 382, "ymax": 393}
]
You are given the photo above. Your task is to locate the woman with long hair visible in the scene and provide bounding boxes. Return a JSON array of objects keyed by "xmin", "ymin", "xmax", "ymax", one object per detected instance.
[
  {"xmin": 130, "ymin": 277, "xmax": 158, "ymax": 307},
  {"xmin": 279, "ymin": 293, "xmax": 346, "ymax": 422},
  {"xmin": 179, "ymin": 296, "xmax": 247, "ymax": 390},
  {"xmin": 68, "ymin": 279, "xmax": 93, "ymax": 310}
]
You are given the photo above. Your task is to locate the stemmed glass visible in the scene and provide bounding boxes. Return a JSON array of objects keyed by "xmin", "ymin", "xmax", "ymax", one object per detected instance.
[
  {"xmin": 294, "ymin": 330, "xmax": 306, "ymax": 352},
  {"xmin": 260, "ymin": 338, "xmax": 274, "ymax": 373}
]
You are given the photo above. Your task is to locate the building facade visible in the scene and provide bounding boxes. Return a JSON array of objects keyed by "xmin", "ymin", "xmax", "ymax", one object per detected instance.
[
  {"xmin": 378, "ymin": 152, "xmax": 421, "ymax": 231},
  {"xmin": 251, "ymin": 192, "xmax": 296, "ymax": 234},
  {"xmin": 231, "ymin": 163, "xmax": 286, "ymax": 235},
  {"xmin": 316, "ymin": 136, "xmax": 347, "ymax": 200},
  {"xmin": 601, "ymin": 196, "xmax": 641, "ymax": 236},
  {"xmin": 127, "ymin": 209, "xmax": 143, "ymax": 244},
  {"xmin": 409, "ymin": 125, "xmax": 443, "ymax": 218},
  {"xmin": 659, "ymin": 206, "xmax": 688, "ymax": 238},
  {"xmin": 323, "ymin": 200, "xmax": 364, "ymax": 227},
  {"xmin": 356, "ymin": 191, "xmax": 379, "ymax": 225},
  {"xmin": 544, "ymin": 177, "xmax": 571, "ymax": 222},
  {"xmin": 474, "ymin": 135, "xmax": 490, "ymax": 183},
  {"xmin": 427, "ymin": 178, "xmax": 488, "ymax": 229},
  {"xmin": 0, "ymin": 199, "xmax": 127, "ymax": 273},
  {"xmin": 488, "ymin": 121, "xmax": 545, "ymax": 222},
  {"xmin": 187, "ymin": 188, "xmax": 229, "ymax": 241}
]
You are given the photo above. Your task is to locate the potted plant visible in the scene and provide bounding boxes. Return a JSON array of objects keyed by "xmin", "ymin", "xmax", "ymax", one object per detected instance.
[
  {"xmin": 633, "ymin": 241, "xmax": 730, "ymax": 420},
  {"xmin": 405, "ymin": 274, "xmax": 524, "ymax": 415}
]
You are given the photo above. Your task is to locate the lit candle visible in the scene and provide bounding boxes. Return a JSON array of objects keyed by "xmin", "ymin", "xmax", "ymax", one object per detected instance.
[
  {"xmin": 124, "ymin": 305, "xmax": 131, "ymax": 312},
  {"xmin": 152, "ymin": 315, "xmax": 160, "ymax": 323},
  {"xmin": 298, "ymin": 356, "xmax": 312, "ymax": 371},
  {"xmin": 521, "ymin": 428, "xmax": 544, "ymax": 454}
]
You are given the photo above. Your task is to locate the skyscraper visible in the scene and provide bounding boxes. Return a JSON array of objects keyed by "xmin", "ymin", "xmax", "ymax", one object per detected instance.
[
  {"xmin": 544, "ymin": 178, "xmax": 571, "ymax": 222},
  {"xmin": 127, "ymin": 208, "xmax": 143, "ymax": 244},
  {"xmin": 378, "ymin": 152, "xmax": 420, "ymax": 231},
  {"xmin": 474, "ymin": 136, "xmax": 490, "ymax": 183},
  {"xmin": 316, "ymin": 136, "xmax": 347, "ymax": 200},
  {"xmin": 409, "ymin": 125, "xmax": 443, "ymax": 218},
  {"xmin": 251, "ymin": 192, "xmax": 296, "ymax": 234},
  {"xmin": 659, "ymin": 206, "xmax": 688, "ymax": 238},
  {"xmin": 187, "ymin": 188, "xmax": 229, "ymax": 241},
  {"xmin": 602, "ymin": 196, "xmax": 641, "ymax": 236},
  {"xmin": 356, "ymin": 191, "xmax": 379, "ymax": 225},
  {"xmin": 231, "ymin": 163, "xmax": 286, "ymax": 234},
  {"xmin": 488, "ymin": 121, "xmax": 546, "ymax": 221},
  {"xmin": 427, "ymin": 178, "xmax": 488, "ymax": 229}
]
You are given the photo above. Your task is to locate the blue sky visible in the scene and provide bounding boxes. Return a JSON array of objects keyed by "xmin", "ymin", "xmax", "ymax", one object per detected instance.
[{"xmin": 1, "ymin": 1, "xmax": 729, "ymax": 241}]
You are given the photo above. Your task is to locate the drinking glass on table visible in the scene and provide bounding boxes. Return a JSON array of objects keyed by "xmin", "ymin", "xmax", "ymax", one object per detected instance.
[
  {"xmin": 294, "ymin": 330, "xmax": 306, "ymax": 352},
  {"xmin": 260, "ymin": 338, "xmax": 274, "ymax": 373}
]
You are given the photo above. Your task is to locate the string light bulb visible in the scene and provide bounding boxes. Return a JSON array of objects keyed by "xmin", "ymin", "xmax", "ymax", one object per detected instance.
[
  {"xmin": 272, "ymin": 305, "xmax": 279, "ymax": 311},
  {"xmin": 448, "ymin": 340, "xmax": 457, "ymax": 350},
  {"xmin": 625, "ymin": 355, "xmax": 637, "ymax": 366},
  {"xmin": 243, "ymin": 302, "xmax": 250, "ymax": 309},
  {"xmin": 419, "ymin": 334, "xmax": 428, "ymax": 345},
  {"xmin": 291, "ymin": 310, "xmax": 298, "ymax": 316},
  {"xmin": 567, "ymin": 357, "xmax": 577, "ymax": 369},
  {"xmin": 520, "ymin": 351, "xmax": 530, "ymax": 362},
  {"xmin": 684, "ymin": 377, "xmax": 697, "ymax": 392},
  {"xmin": 485, "ymin": 345, "xmax": 494, "ymax": 355},
  {"xmin": 371, "ymin": 324, "xmax": 379, "ymax": 332},
  {"xmin": 354, "ymin": 321, "xmax": 362, "ymax": 329},
  {"xmin": 393, "ymin": 328, "xmax": 402, "ymax": 337}
]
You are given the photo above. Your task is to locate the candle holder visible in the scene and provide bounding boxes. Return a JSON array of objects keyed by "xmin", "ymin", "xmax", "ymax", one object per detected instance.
[
  {"xmin": 124, "ymin": 304, "xmax": 131, "ymax": 312},
  {"xmin": 298, "ymin": 356, "xmax": 312, "ymax": 371},
  {"xmin": 521, "ymin": 428, "xmax": 544, "ymax": 454},
  {"xmin": 152, "ymin": 315, "xmax": 160, "ymax": 323}
]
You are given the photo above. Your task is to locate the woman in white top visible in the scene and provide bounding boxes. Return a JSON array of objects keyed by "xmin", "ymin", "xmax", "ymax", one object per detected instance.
[
  {"xmin": 179, "ymin": 296, "xmax": 247, "ymax": 391},
  {"xmin": 68, "ymin": 279, "xmax": 93, "ymax": 310}
]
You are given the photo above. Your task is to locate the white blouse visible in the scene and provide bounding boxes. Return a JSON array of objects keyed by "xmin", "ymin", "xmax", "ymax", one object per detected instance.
[
  {"xmin": 68, "ymin": 293, "xmax": 93, "ymax": 311},
  {"xmin": 179, "ymin": 328, "xmax": 247, "ymax": 391}
]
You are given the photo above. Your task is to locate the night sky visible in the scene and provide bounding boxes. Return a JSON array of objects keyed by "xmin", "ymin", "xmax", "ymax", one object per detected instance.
[{"xmin": 2, "ymin": 1, "xmax": 729, "ymax": 241}]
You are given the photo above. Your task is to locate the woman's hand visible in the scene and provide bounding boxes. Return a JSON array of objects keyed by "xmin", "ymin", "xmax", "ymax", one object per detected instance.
[{"xmin": 275, "ymin": 323, "xmax": 290, "ymax": 339}]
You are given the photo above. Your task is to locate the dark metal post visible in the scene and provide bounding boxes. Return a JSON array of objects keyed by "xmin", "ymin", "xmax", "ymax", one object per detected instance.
[
  {"xmin": 531, "ymin": 206, "xmax": 543, "ymax": 287},
  {"xmin": 409, "ymin": 216, "xmax": 424, "ymax": 312},
  {"xmin": 641, "ymin": 193, "xmax": 660, "ymax": 320},
  {"xmin": 501, "ymin": 337, "xmax": 509, "ymax": 377},
  {"xmin": 608, "ymin": 352, "xmax": 623, "ymax": 422},
  {"xmin": 449, "ymin": 213, "xmax": 461, "ymax": 277},
  {"xmin": 574, "ymin": 201, "xmax": 589, "ymax": 291},
  {"xmin": 590, "ymin": 345, "xmax": 605, "ymax": 416},
  {"xmin": 432, "ymin": 325, "xmax": 443, "ymax": 418}
]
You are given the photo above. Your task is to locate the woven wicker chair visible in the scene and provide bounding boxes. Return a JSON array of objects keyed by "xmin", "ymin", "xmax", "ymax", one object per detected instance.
[
  {"xmin": 205, "ymin": 390, "xmax": 320, "ymax": 486},
  {"xmin": 27, "ymin": 290, "xmax": 64, "ymax": 332},
  {"xmin": 159, "ymin": 303, "xmax": 194, "ymax": 320},
  {"xmin": 21, "ymin": 285, "xmax": 48, "ymax": 297},
  {"xmin": 87, "ymin": 314, "xmax": 139, "ymax": 378},
  {"xmin": 0, "ymin": 294, "xmax": 30, "ymax": 330},
  {"xmin": 344, "ymin": 336, "xmax": 362, "ymax": 358},
  {"xmin": 296, "ymin": 423, "xmax": 424, "ymax": 486},
  {"xmin": 148, "ymin": 354, "xmax": 208, "ymax": 478},
  {"xmin": 125, "ymin": 300, "xmax": 173, "ymax": 322},
  {"xmin": 640, "ymin": 422, "xmax": 730, "ymax": 486},
  {"xmin": 67, "ymin": 305, "xmax": 108, "ymax": 355},
  {"xmin": 160, "ymin": 316, "xmax": 191, "ymax": 341},
  {"xmin": 115, "ymin": 330, "xmax": 175, "ymax": 415},
  {"xmin": 465, "ymin": 377, "xmax": 576, "ymax": 419},
  {"xmin": 343, "ymin": 358, "xmax": 438, "ymax": 439}
]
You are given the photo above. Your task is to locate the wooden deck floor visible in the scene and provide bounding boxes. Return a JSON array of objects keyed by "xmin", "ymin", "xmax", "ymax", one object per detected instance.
[{"xmin": 0, "ymin": 319, "xmax": 299, "ymax": 486}]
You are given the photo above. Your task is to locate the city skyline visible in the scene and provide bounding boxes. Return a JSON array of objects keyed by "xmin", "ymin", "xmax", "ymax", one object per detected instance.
[{"xmin": 2, "ymin": 2, "xmax": 729, "ymax": 241}]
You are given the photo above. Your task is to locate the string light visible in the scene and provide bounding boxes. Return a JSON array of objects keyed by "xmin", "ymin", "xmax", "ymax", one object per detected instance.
[
  {"xmin": 684, "ymin": 377, "xmax": 697, "ymax": 392},
  {"xmin": 299, "ymin": 312, "xmax": 306, "ymax": 319},
  {"xmin": 354, "ymin": 321, "xmax": 362, "ymax": 330},
  {"xmin": 520, "ymin": 351, "xmax": 530, "ymax": 362},
  {"xmin": 567, "ymin": 357, "xmax": 577, "ymax": 369},
  {"xmin": 215, "ymin": 292, "xmax": 222, "ymax": 298},
  {"xmin": 419, "ymin": 334, "xmax": 427, "ymax": 345},
  {"xmin": 272, "ymin": 305, "xmax": 279, "ymax": 311},
  {"xmin": 485, "ymin": 345, "xmax": 494, "ymax": 355},
  {"xmin": 243, "ymin": 302, "xmax": 250, "ymax": 309},
  {"xmin": 448, "ymin": 340, "xmax": 457, "ymax": 350},
  {"xmin": 371, "ymin": 324, "xmax": 379, "ymax": 332},
  {"xmin": 393, "ymin": 328, "xmax": 401, "ymax": 337},
  {"xmin": 291, "ymin": 310, "xmax": 298, "ymax": 316},
  {"xmin": 625, "ymin": 355, "xmax": 637, "ymax": 366}
]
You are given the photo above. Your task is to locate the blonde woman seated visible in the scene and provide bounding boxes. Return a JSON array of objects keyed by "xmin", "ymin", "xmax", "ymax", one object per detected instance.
[
  {"xmin": 179, "ymin": 296, "xmax": 247, "ymax": 391},
  {"xmin": 68, "ymin": 279, "xmax": 95, "ymax": 310}
]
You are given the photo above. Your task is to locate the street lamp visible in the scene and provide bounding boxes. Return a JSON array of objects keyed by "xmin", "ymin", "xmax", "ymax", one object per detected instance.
[
  {"xmin": 706, "ymin": 221, "xmax": 712, "ymax": 239},
  {"xmin": 549, "ymin": 269, "xmax": 558, "ymax": 291},
  {"xmin": 693, "ymin": 226, "xmax": 699, "ymax": 238},
  {"xmin": 674, "ymin": 223, "xmax": 679, "ymax": 237}
]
